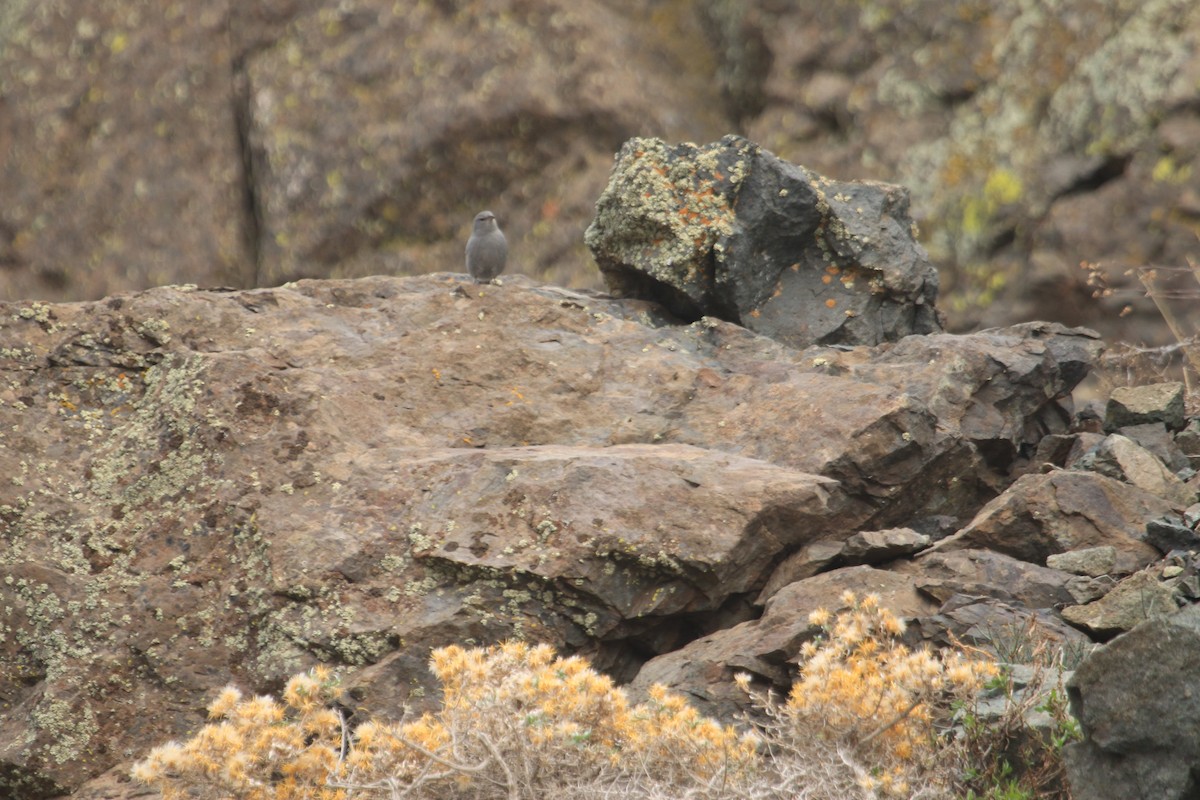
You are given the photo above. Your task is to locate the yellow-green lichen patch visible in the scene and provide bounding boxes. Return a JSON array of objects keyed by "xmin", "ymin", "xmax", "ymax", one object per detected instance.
[
  {"xmin": 896, "ymin": 0, "xmax": 1198, "ymax": 287},
  {"xmin": 83, "ymin": 356, "xmax": 234, "ymax": 523},
  {"xmin": 245, "ymin": 583, "xmax": 394, "ymax": 675},
  {"xmin": 592, "ymin": 536, "xmax": 688, "ymax": 584},
  {"xmin": 30, "ymin": 696, "xmax": 98, "ymax": 765},
  {"xmin": 133, "ymin": 318, "xmax": 171, "ymax": 346},
  {"xmin": 585, "ymin": 137, "xmax": 740, "ymax": 280},
  {"xmin": 0, "ymin": 344, "xmax": 254, "ymax": 783},
  {"xmin": 12, "ymin": 302, "xmax": 62, "ymax": 338},
  {"xmin": 1152, "ymin": 155, "xmax": 1193, "ymax": 185}
]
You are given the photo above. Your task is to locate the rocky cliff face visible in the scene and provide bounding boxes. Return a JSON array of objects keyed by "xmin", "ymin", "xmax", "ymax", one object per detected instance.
[
  {"xmin": 3, "ymin": 1, "xmax": 1199, "ymax": 344},
  {"xmin": 2, "ymin": 262, "xmax": 1195, "ymax": 798},
  {"xmin": 3, "ymin": 4, "xmax": 1200, "ymax": 791}
]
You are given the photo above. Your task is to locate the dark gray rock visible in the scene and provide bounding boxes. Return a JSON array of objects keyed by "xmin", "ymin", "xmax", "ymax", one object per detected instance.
[
  {"xmin": 585, "ymin": 135, "xmax": 941, "ymax": 348},
  {"xmin": 1145, "ymin": 514, "xmax": 1200, "ymax": 554},
  {"xmin": 1175, "ymin": 419, "xmax": 1200, "ymax": 468},
  {"xmin": 1065, "ymin": 747, "xmax": 1197, "ymax": 800},
  {"xmin": 1104, "ymin": 382, "xmax": 1187, "ymax": 432},
  {"xmin": 1066, "ymin": 604, "xmax": 1200, "ymax": 799}
]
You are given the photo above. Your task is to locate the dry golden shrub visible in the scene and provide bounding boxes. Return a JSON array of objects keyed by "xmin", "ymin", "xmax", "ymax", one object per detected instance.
[{"xmin": 133, "ymin": 598, "xmax": 1008, "ymax": 800}]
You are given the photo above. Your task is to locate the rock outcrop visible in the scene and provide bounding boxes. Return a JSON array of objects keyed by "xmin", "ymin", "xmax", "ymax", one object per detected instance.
[
  {"xmin": 585, "ymin": 136, "xmax": 941, "ymax": 348},
  {"xmin": 0, "ymin": 270, "xmax": 1116, "ymax": 799},
  {"xmin": 2, "ymin": 268, "xmax": 1199, "ymax": 799},
  {"xmin": 3, "ymin": 4, "xmax": 1200, "ymax": 794}
]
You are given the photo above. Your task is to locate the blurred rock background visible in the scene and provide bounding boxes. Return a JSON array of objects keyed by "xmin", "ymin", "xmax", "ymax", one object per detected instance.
[{"xmin": 2, "ymin": 0, "xmax": 1198, "ymax": 344}]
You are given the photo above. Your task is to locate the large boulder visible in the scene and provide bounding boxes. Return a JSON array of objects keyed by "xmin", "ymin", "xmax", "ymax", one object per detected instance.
[
  {"xmin": 0, "ymin": 274, "xmax": 1103, "ymax": 796},
  {"xmin": 585, "ymin": 135, "xmax": 941, "ymax": 348},
  {"xmin": 1066, "ymin": 604, "xmax": 1200, "ymax": 799}
]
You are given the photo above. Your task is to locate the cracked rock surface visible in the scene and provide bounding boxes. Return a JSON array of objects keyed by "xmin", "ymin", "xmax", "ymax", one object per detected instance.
[{"xmin": 0, "ymin": 274, "xmax": 1109, "ymax": 797}]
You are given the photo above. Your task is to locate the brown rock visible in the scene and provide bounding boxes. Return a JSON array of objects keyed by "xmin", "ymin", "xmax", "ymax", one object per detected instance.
[
  {"xmin": 1116, "ymin": 422, "xmax": 1191, "ymax": 472},
  {"xmin": 756, "ymin": 526, "xmax": 931, "ymax": 601},
  {"xmin": 0, "ymin": 263, "xmax": 1125, "ymax": 798},
  {"xmin": 840, "ymin": 527, "xmax": 931, "ymax": 563},
  {"xmin": 1033, "ymin": 432, "xmax": 1107, "ymax": 470},
  {"xmin": 805, "ymin": 321, "xmax": 1103, "ymax": 477},
  {"xmin": 394, "ymin": 443, "xmax": 847, "ymax": 631},
  {"xmin": 754, "ymin": 538, "xmax": 846, "ymax": 602},
  {"xmin": 1065, "ymin": 576, "xmax": 1113, "ymax": 606},
  {"xmin": 930, "ymin": 471, "xmax": 1169, "ymax": 573},
  {"xmin": 627, "ymin": 567, "xmax": 935, "ymax": 719},
  {"xmin": 2, "ymin": 274, "xmax": 1093, "ymax": 794},
  {"xmin": 898, "ymin": 548, "xmax": 1078, "ymax": 609},
  {"xmin": 1075, "ymin": 434, "xmax": 1197, "ymax": 508}
]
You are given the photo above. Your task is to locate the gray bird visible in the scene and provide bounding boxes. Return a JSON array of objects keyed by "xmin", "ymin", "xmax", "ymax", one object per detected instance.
[{"xmin": 465, "ymin": 210, "xmax": 508, "ymax": 284}]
